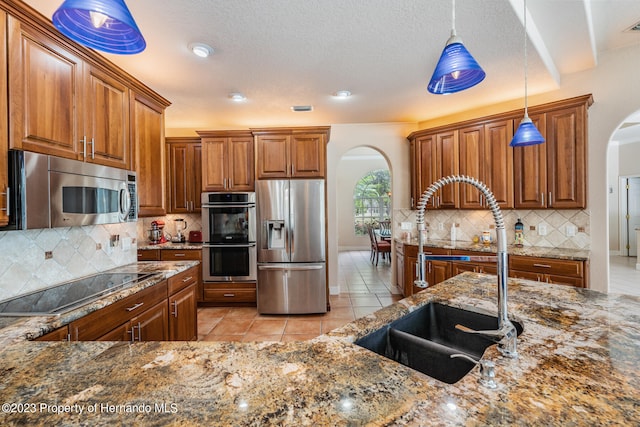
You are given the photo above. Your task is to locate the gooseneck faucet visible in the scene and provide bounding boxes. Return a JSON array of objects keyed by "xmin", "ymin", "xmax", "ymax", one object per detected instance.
[{"xmin": 415, "ymin": 175, "xmax": 518, "ymax": 358}]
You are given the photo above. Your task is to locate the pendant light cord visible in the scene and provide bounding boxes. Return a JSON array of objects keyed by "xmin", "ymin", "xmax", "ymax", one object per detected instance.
[
  {"xmin": 523, "ymin": 0, "xmax": 529, "ymax": 118},
  {"xmin": 451, "ymin": 0, "xmax": 457, "ymax": 36}
]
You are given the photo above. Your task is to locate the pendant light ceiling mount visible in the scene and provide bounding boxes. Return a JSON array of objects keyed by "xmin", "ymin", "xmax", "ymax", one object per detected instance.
[
  {"xmin": 427, "ymin": 0, "xmax": 485, "ymax": 95},
  {"xmin": 52, "ymin": 0, "xmax": 146, "ymax": 55},
  {"xmin": 510, "ymin": 0, "xmax": 545, "ymax": 147}
]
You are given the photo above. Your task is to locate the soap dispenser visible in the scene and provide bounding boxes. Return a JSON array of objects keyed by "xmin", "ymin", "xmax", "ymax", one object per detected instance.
[
  {"xmin": 450, "ymin": 223, "xmax": 457, "ymax": 242},
  {"xmin": 515, "ymin": 218, "xmax": 524, "ymax": 247}
]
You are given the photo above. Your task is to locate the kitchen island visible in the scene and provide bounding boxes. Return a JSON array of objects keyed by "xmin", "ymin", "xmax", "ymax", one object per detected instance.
[{"xmin": 0, "ymin": 272, "xmax": 638, "ymax": 426}]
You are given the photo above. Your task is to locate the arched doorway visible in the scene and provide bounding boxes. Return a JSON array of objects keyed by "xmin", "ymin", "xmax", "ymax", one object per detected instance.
[{"xmin": 607, "ymin": 110, "xmax": 640, "ymax": 295}]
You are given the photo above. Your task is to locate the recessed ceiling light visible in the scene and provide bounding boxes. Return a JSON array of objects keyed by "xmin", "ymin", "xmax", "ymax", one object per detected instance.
[
  {"xmin": 189, "ymin": 42, "xmax": 213, "ymax": 58},
  {"xmin": 291, "ymin": 105, "xmax": 313, "ymax": 112},
  {"xmin": 229, "ymin": 92, "xmax": 247, "ymax": 102},
  {"xmin": 334, "ymin": 90, "xmax": 352, "ymax": 99}
]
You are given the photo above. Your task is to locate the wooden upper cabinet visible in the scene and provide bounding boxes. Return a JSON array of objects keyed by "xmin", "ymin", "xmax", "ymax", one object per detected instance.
[
  {"xmin": 459, "ymin": 119, "xmax": 514, "ymax": 209},
  {"xmin": 198, "ymin": 131, "xmax": 254, "ymax": 191},
  {"xmin": 290, "ymin": 132, "xmax": 327, "ymax": 177},
  {"xmin": 8, "ymin": 16, "xmax": 83, "ymax": 158},
  {"xmin": 84, "ymin": 66, "xmax": 130, "ymax": 169},
  {"xmin": 131, "ymin": 92, "xmax": 166, "ymax": 217},
  {"xmin": 166, "ymin": 137, "xmax": 202, "ymax": 213},
  {"xmin": 412, "ymin": 130, "xmax": 458, "ymax": 209},
  {"xmin": 0, "ymin": 10, "xmax": 9, "ymax": 227},
  {"xmin": 514, "ymin": 95, "xmax": 591, "ymax": 209},
  {"xmin": 254, "ymin": 127, "xmax": 330, "ymax": 179},
  {"xmin": 513, "ymin": 114, "xmax": 547, "ymax": 208},
  {"xmin": 546, "ymin": 103, "xmax": 588, "ymax": 208}
]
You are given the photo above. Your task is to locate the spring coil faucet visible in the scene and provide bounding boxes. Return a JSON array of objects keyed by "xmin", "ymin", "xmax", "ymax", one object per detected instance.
[{"xmin": 415, "ymin": 175, "xmax": 518, "ymax": 358}]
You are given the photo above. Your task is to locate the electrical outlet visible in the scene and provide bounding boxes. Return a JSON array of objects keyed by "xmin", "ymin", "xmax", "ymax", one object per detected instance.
[
  {"xmin": 565, "ymin": 225, "xmax": 577, "ymax": 237},
  {"xmin": 578, "ymin": 227, "xmax": 585, "ymax": 233},
  {"xmin": 538, "ymin": 224, "xmax": 547, "ymax": 236},
  {"xmin": 400, "ymin": 222, "xmax": 413, "ymax": 230},
  {"xmin": 438, "ymin": 223, "xmax": 444, "ymax": 231}
]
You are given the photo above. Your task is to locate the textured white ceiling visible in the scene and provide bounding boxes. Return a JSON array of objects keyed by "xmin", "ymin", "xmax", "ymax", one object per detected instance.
[{"xmin": 21, "ymin": 0, "xmax": 640, "ymax": 135}]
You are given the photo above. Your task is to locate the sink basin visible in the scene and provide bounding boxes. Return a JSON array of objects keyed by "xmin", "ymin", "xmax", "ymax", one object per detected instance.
[{"xmin": 354, "ymin": 302, "xmax": 523, "ymax": 384}]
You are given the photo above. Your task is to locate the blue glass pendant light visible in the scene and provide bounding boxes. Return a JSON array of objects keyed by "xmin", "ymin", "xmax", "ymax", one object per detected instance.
[
  {"xmin": 510, "ymin": 0, "xmax": 545, "ymax": 147},
  {"xmin": 52, "ymin": 0, "xmax": 146, "ymax": 55},
  {"xmin": 428, "ymin": 0, "xmax": 485, "ymax": 94}
]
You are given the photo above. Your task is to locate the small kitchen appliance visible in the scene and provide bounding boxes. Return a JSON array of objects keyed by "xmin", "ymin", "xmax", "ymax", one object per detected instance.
[
  {"xmin": 172, "ymin": 218, "xmax": 188, "ymax": 243},
  {"xmin": 148, "ymin": 220, "xmax": 167, "ymax": 244},
  {"xmin": 188, "ymin": 230, "xmax": 203, "ymax": 243}
]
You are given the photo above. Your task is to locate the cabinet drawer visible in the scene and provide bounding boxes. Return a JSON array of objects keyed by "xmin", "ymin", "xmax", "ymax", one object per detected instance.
[
  {"xmin": 160, "ymin": 249, "xmax": 202, "ymax": 261},
  {"xmin": 138, "ymin": 249, "xmax": 161, "ymax": 261},
  {"xmin": 203, "ymin": 283, "xmax": 256, "ymax": 303},
  {"xmin": 70, "ymin": 281, "xmax": 168, "ymax": 341},
  {"xmin": 168, "ymin": 266, "xmax": 199, "ymax": 295},
  {"xmin": 509, "ymin": 256, "xmax": 583, "ymax": 278}
]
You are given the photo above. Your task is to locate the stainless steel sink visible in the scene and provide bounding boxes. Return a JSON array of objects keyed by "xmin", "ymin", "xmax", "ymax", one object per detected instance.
[{"xmin": 354, "ymin": 302, "xmax": 524, "ymax": 384}]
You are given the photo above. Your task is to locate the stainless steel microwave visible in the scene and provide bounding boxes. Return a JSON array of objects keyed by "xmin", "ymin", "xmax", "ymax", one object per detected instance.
[{"xmin": 2, "ymin": 151, "xmax": 137, "ymax": 230}]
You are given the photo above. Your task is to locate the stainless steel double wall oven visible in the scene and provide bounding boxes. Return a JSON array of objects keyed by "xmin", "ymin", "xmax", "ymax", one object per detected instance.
[{"xmin": 201, "ymin": 192, "xmax": 256, "ymax": 282}]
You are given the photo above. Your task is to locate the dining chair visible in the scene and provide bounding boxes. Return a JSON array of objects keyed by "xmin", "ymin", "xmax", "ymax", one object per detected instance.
[{"xmin": 367, "ymin": 224, "xmax": 391, "ymax": 266}]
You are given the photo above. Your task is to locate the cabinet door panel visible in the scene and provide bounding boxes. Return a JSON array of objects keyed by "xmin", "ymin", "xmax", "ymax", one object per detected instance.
[
  {"xmin": 8, "ymin": 17, "xmax": 82, "ymax": 158},
  {"xmin": 0, "ymin": 11, "xmax": 8, "ymax": 227},
  {"xmin": 192, "ymin": 144, "xmax": 203, "ymax": 210},
  {"xmin": 132, "ymin": 93, "xmax": 165, "ymax": 216},
  {"xmin": 169, "ymin": 284, "xmax": 197, "ymax": 341},
  {"xmin": 431, "ymin": 261, "xmax": 451, "ymax": 286},
  {"xmin": 546, "ymin": 106, "xmax": 586, "ymax": 208},
  {"xmin": 514, "ymin": 114, "xmax": 547, "ymax": 208},
  {"xmin": 458, "ymin": 125, "xmax": 484, "ymax": 209},
  {"xmin": 257, "ymin": 135, "xmax": 289, "ymax": 178},
  {"xmin": 86, "ymin": 67, "xmax": 129, "ymax": 168},
  {"xmin": 291, "ymin": 133, "xmax": 326, "ymax": 177},
  {"xmin": 436, "ymin": 131, "xmax": 458, "ymax": 208},
  {"xmin": 132, "ymin": 300, "xmax": 168, "ymax": 341},
  {"xmin": 228, "ymin": 137, "xmax": 255, "ymax": 190},
  {"xmin": 168, "ymin": 143, "xmax": 190, "ymax": 212},
  {"xmin": 484, "ymin": 119, "xmax": 514, "ymax": 208},
  {"xmin": 415, "ymin": 135, "xmax": 436, "ymax": 209},
  {"xmin": 201, "ymin": 137, "xmax": 227, "ymax": 191}
]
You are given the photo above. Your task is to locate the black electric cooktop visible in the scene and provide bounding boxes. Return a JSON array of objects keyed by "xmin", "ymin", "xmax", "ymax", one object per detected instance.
[{"xmin": 0, "ymin": 272, "xmax": 155, "ymax": 316}]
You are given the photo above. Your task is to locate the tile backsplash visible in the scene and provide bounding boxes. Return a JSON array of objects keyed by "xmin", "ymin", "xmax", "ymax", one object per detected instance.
[
  {"xmin": 0, "ymin": 223, "xmax": 137, "ymax": 302},
  {"xmin": 393, "ymin": 208, "xmax": 590, "ymax": 250}
]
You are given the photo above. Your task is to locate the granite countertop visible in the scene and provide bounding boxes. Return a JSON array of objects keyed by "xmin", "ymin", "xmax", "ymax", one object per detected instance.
[
  {"xmin": 1, "ymin": 272, "xmax": 638, "ymax": 425},
  {"xmin": 396, "ymin": 238, "xmax": 590, "ymax": 261},
  {"xmin": 138, "ymin": 242, "xmax": 204, "ymax": 250},
  {"xmin": 0, "ymin": 261, "xmax": 200, "ymax": 342}
]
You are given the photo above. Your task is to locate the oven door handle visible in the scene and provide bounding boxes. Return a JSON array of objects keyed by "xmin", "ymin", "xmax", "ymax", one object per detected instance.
[
  {"xmin": 202, "ymin": 204, "xmax": 256, "ymax": 209},
  {"xmin": 203, "ymin": 243, "xmax": 256, "ymax": 248}
]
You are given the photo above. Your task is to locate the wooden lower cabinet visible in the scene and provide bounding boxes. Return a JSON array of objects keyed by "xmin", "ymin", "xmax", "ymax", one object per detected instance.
[
  {"xmin": 35, "ymin": 325, "xmax": 70, "ymax": 341},
  {"xmin": 399, "ymin": 244, "xmax": 451, "ymax": 297},
  {"xmin": 509, "ymin": 255, "xmax": 587, "ymax": 288},
  {"xmin": 37, "ymin": 266, "xmax": 199, "ymax": 342},
  {"xmin": 202, "ymin": 282, "xmax": 257, "ymax": 306},
  {"xmin": 169, "ymin": 283, "xmax": 198, "ymax": 340},
  {"xmin": 138, "ymin": 249, "xmax": 204, "ymax": 303},
  {"xmin": 450, "ymin": 250, "xmax": 498, "ymax": 276}
]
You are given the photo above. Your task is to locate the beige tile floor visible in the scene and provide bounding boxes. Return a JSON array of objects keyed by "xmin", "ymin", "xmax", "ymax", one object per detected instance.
[
  {"xmin": 609, "ymin": 255, "xmax": 640, "ymax": 296},
  {"xmin": 197, "ymin": 250, "xmax": 401, "ymax": 342}
]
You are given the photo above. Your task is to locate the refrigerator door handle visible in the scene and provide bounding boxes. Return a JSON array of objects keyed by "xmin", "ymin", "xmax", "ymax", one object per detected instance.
[{"xmin": 257, "ymin": 264, "xmax": 324, "ymax": 271}]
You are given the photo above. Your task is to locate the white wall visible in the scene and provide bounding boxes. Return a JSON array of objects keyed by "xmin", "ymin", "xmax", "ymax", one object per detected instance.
[
  {"xmin": 608, "ymin": 143, "xmax": 620, "ymax": 252},
  {"xmin": 336, "ymin": 147, "xmax": 389, "ymax": 250},
  {"xmin": 619, "ymin": 143, "xmax": 640, "ymax": 176},
  {"xmin": 327, "ymin": 123, "xmax": 416, "ymax": 294}
]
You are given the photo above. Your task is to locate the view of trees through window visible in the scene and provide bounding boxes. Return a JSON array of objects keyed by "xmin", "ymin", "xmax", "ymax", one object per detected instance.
[{"xmin": 353, "ymin": 169, "xmax": 391, "ymax": 235}]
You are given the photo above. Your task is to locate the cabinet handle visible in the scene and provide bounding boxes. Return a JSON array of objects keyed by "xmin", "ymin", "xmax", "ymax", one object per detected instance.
[
  {"xmin": 533, "ymin": 263, "xmax": 552, "ymax": 269},
  {"xmin": 81, "ymin": 136, "xmax": 87, "ymax": 159},
  {"xmin": 548, "ymin": 192, "xmax": 552, "ymax": 207},
  {"xmin": 128, "ymin": 328, "xmax": 135, "ymax": 342},
  {"xmin": 126, "ymin": 302, "xmax": 144, "ymax": 312},
  {"xmin": 136, "ymin": 322, "xmax": 142, "ymax": 341},
  {"xmin": 0, "ymin": 187, "xmax": 8, "ymax": 212},
  {"xmin": 171, "ymin": 300, "xmax": 178, "ymax": 317},
  {"xmin": 89, "ymin": 138, "xmax": 95, "ymax": 159},
  {"xmin": 223, "ymin": 293, "xmax": 235, "ymax": 297},
  {"xmin": 541, "ymin": 192, "xmax": 544, "ymax": 206},
  {"xmin": 173, "ymin": 253, "xmax": 186, "ymax": 257},
  {"xmin": 182, "ymin": 276, "xmax": 193, "ymax": 282},
  {"xmin": 428, "ymin": 262, "xmax": 432, "ymax": 273}
]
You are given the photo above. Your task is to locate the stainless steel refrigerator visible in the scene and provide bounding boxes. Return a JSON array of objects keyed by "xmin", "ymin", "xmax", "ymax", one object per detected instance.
[{"xmin": 256, "ymin": 179, "xmax": 327, "ymax": 314}]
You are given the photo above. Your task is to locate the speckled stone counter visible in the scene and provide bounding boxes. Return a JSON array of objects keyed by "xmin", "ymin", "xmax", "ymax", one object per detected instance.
[
  {"xmin": 137, "ymin": 242, "xmax": 204, "ymax": 250},
  {"xmin": 1, "ymin": 272, "xmax": 638, "ymax": 426},
  {"xmin": 397, "ymin": 238, "xmax": 590, "ymax": 261}
]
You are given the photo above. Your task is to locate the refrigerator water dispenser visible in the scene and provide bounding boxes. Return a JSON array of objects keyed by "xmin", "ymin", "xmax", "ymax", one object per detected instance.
[{"xmin": 266, "ymin": 220, "xmax": 286, "ymax": 249}]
